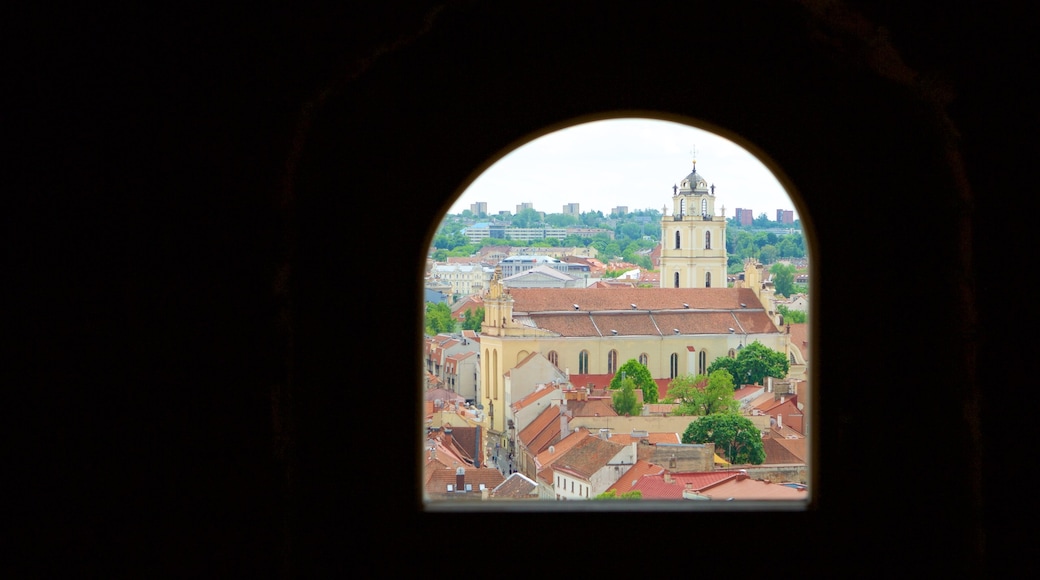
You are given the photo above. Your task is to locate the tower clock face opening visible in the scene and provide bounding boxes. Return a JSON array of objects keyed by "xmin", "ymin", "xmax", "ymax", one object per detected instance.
[{"xmin": 422, "ymin": 116, "xmax": 814, "ymax": 511}]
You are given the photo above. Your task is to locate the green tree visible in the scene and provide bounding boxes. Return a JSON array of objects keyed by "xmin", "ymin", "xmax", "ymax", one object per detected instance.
[
  {"xmin": 610, "ymin": 359, "xmax": 657, "ymax": 403},
  {"xmin": 424, "ymin": 302, "xmax": 456, "ymax": 335},
  {"xmin": 611, "ymin": 377, "xmax": 640, "ymax": 416},
  {"xmin": 461, "ymin": 306, "xmax": 484, "ymax": 331},
  {"xmin": 706, "ymin": 356, "xmax": 741, "ymax": 384},
  {"xmin": 770, "ymin": 262, "xmax": 796, "ymax": 297},
  {"xmin": 592, "ymin": 489, "xmax": 643, "ymax": 500},
  {"xmin": 682, "ymin": 414, "xmax": 766, "ymax": 465},
  {"xmin": 759, "ymin": 244, "xmax": 778, "ymax": 264},
  {"xmin": 776, "ymin": 304, "xmax": 806, "ymax": 324},
  {"xmin": 669, "ymin": 370, "xmax": 739, "ymax": 416}
]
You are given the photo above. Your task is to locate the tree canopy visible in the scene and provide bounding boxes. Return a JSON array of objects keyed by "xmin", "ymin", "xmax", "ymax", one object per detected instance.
[
  {"xmin": 424, "ymin": 302, "xmax": 456, "ymax": 335},
  {"xmin": 682, "ymin": 413, "xmax": 766, "ymax": 465},
  {"xmin": 611, "ymin": 377, "xmax": 640, "ymax": 416},
  {"xmin": 592, "ymin": 489, "xmax": 643, "ymax": 500},
  {"xmin": 609, "ymin": 359, "xmax": 657, "ymax": 403},
  {"xmin": 667, "ymin": 370, "xmax": 739, "ymax": 416},
  {"xmin": 770, "ymin": 262, "xmax": 796, "ymax": 297},
  {"xmin": 708, "ymin": 340, "xmax": 789, "ymax": 386}
]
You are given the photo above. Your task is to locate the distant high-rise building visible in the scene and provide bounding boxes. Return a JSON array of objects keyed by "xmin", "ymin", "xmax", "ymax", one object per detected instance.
[
  {"xmin": 470, "ymin": 201, "xmax": 487, "ymax": 216},
  {"xmin": 562, "ymin": 202, "xmax": 580, "ymax": 216},
  {"xmin": 611, "ymin": 206, "xmax": 628, "ymax": 216},
  {"xmin": 776, "ymin": 209, "xmax": 794, "ymax": 224},
  {"xmin": 735, "ymin": 208, "xmax": 754, "ymax": 226},
  {"xmin": 516, "ymin": 202, "xmax": 534, "ymax": 214}
]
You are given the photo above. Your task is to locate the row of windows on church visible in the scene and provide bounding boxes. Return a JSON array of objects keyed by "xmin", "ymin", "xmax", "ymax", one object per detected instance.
[
  {"xmin": 673, "ymin": 230, "xmax": 711, "ymax": 250},
  {"xmin": 674, "ymin": 271, "xmax": 711, "ymax": 288},
  {"xmin": 546, "ymin": 349, "xmax": 734, "ymax": 378}
]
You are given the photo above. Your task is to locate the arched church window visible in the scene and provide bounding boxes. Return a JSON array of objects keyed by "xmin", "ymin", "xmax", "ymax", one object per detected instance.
[
  {"xmin": 705, "ymin": 231, "xmax": 711, "ymax": 250},
  {"xmin": 705, "ymin": 271, "xmax": 711, "ymax": 288},
  {"xmin": 579, "ymin": 350, "xmax": 589, "ymax": 374},
  {"xmin": 669, "ymin": 353, "xmax": 678, "ymax": 379},
  {"xmin": 679, "ymin": 198, "xmax": 686, "ymax": 216},
  {"xmin": 674, "ymin": 230, "xmax": 680, "ymax": 249},
  {"xmin": 674, "ymin": 272, "xmax": 679, "ymax": 288},
  {"xmin": 548, "ymin": 351, "xmax": 559, "ymax": 368},
  {"xmin": 698, "ymin": 350, "xmax": 707, "ymax": 375},
  {"xmin": 607, "ymin": 350, "xmax": 618, "ymax": 374},
  {"xmin": 701, "ymin": 197, "xmax": 708, "ymax": 216},
  {"xmin": 638, "ymin": 353, "xmax": 648, "ymax": 366}
]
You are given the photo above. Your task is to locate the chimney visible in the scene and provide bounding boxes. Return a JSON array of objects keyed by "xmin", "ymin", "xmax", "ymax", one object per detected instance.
[
  {"xmin": 559, "ymin": 411, "xmax": 569, "ymax": 438},
  {"xmin": 737, "ymin": 469, "xmax": 749, "ymax": 481},
  {"xmin": 664, "ymin": 472, "xmax": 673, "ymax": 484},
  {"xmin": 777, "ymin": 414, "xmax": 783, "ymax": 429}
]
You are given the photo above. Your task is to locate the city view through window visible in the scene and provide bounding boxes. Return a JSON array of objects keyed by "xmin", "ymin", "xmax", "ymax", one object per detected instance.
[{"xmin": 422, "ymin": 118, "xmax": 812, "ymax": 508}]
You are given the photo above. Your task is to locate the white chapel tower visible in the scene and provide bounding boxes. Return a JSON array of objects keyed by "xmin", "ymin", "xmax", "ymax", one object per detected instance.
[{"xmin": 659, "ymin": 157, "xmax": 728, "ymax": 288}]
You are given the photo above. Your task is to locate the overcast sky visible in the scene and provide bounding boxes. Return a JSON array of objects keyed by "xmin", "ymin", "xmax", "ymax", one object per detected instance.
[{"xmin": 448, "ymin": 118, "xmax": 799, "ymax": 220}]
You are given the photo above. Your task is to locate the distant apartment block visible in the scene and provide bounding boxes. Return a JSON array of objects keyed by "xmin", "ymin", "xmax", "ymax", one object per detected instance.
[
  {"xmin": 565, "ymin": 226, "xmax": 615, "ymax": 240},
  {"xmin": 469, "ymin": 201, "xmax": 487, "ymax": 216},
  {"xmin": 463, "ymin": 224, "xmax": 568, "ymax": 244},
  {"xmin": 610, "ymin": 206, "xmax": 628, "ymax": 216},
  {"xmin": 516, "ymin": 202, "xmax": 535, "ymax": 214},
  {"xmin": 776, "ymin": 209, "xmax": 794, "ymax": 224},
  {"xmin": 735, "ymin": 208, "xmax": 754, "ymax": 226},
  {"xmin": 562, "ymin": 202, "xmax": 580, "ymax": 216}
]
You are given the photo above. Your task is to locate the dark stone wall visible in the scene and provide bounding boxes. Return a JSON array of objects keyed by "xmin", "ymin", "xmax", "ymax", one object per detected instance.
[{"xmin": 10, "ymin": 1, "xmax": 1034, "ymax": 577}]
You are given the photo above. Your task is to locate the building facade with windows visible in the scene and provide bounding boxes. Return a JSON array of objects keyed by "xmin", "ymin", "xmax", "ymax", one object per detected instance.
[
  {"xmin": 659, "ymin": 160, "xmax": 728, "ymax": 289},
  {"xmin": 477, "ymin": 262, "xmax": 787, "ymax": 438}
]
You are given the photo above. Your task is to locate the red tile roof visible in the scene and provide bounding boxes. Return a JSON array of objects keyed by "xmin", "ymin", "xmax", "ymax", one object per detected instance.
[
  {"xmin": 511, "ymin": 383, "xmax": 559, "ymax": 412},
  {"xmin": 507, "ymin": 287, "xmax": 765, "ymax": 312},
  {"xmin": 606, "ymin": 460, "xmax": 665, "ymax": 495},
  {"xmin": 629, "ymin": 471, "xmax": 739, "ymax": 500},
  {"xmin": 518, "ymin": 405, "xmax": 562, "ymax": 455},
  {"xmin": 552, "ymin": 436, "xmax": 629, "ymax": 480}
]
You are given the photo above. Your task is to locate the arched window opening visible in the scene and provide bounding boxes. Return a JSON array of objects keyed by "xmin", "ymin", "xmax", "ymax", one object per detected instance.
[{"xmin": 423, "ymin": 116, "xmax": 812, "ymax": 510}]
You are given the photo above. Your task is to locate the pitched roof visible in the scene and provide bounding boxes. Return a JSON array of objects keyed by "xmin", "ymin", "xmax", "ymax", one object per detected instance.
[
  {"xmin": 763, "ymin": 436, "xmax": 808, "ymax": 464},
  {"xmin": 628, "ymin": 471, "xmax": 739, "ymax": 500},
  {"xmin": 788, "ymin": 322, "xmax": 809, "ymax": 361},
  {"xmin": 425, "ymin": 466, "xmax": 505, "ymax": 498},
  {"xmin": 697, "ymin": 474, "xmax": 808, "ymax": 500},
  {"xmin": 511, "ymin": 383, "xmax": 559, "ymax": 412},
  {"xmin": 606, "ymin": 460, "xmax": 664, "ymax": 495},
  {"xmin": 507, "ymin": 287, "xmax": 765, "ymax": 313},
  {"xmin": 552, "ymin": 435, "xmax": 628, "ymax": 480},
  {"xmin": 534, "ymin": 427, "xmax": 592, "ymax": 481},
  {"xmin": 492, "ymin": 472, "xmax": 540, "ymax": 499},
  {"xmin": 565, "ymin": 398, "xmax": 617, "ymax": 418},
  {"xmin": 518, "ymin": 405, "xmax": 561, "ymax": 455}
]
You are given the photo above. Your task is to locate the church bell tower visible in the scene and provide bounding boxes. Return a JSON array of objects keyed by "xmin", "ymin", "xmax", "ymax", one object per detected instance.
[{"xmin": 659, "ymin": 156, "xmax": 728, "ymax": 288}]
